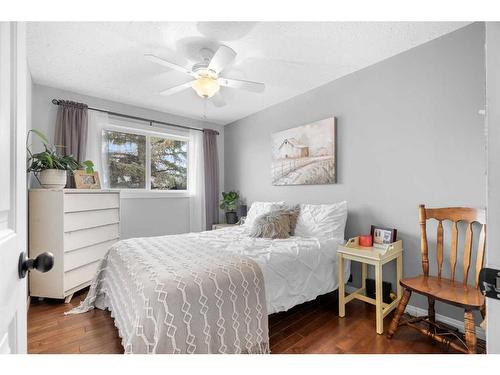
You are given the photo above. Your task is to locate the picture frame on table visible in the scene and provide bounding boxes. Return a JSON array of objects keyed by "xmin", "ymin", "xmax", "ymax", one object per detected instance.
[
  {"xmin": 370, "ymin": 225, "xmax": 397, "ymax": 248},
  {"xmin": 73, "ymin": 170, "xmax": 101, "ymax": 189}
]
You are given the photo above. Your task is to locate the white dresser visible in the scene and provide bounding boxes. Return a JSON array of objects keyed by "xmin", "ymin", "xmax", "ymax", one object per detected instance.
[{"xmin": 28, "ymin": 189, "xmax": 120, "ymax": 302}]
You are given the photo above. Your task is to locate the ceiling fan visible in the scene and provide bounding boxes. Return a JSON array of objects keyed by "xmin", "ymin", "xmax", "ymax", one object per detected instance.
[{"xmin": 144, "ymin": 45, "xmax": 265, "ymax": 107}]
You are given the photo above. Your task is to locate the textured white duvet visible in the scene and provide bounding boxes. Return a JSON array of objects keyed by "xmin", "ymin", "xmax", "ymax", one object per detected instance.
[{"xmin": 190, "ymin": 226, "xmax": 350, "ymax": 314}]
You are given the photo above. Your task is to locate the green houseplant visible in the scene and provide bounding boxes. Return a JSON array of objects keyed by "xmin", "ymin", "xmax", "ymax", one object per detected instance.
[
  {"xmin": 27, "ymin": 129, "xmax": 94, "ymax": 189},
  {"xmin": 219, "ymin": 191, "xmax": 240, "ymax": 224}
]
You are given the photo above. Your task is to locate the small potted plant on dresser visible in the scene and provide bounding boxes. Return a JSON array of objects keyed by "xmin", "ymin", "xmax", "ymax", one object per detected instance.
[
  {"xmin": 219, "ymin": 191, "xmax": 240, "ymax": 224},
  {"xmin": 27, "ymin": 129, "xmax": 92, "ymax": 189}
]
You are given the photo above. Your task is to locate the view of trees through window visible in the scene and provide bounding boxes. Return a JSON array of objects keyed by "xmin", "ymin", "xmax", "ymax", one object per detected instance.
[
  {"xmin": 150, "ymin": 136, "xmax": 187, "ymax": 190},
  {"xmin": 103, "ymin": 129, "xmax": 188, "ymax": 190},
  {"xmin": 104, "ymin": 130, "xmax": 146, "ymax": 189}
]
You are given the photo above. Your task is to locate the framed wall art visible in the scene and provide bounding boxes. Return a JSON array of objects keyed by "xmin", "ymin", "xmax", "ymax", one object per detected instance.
[{"xmin": 271, "ymin": 117, "xmax": 336, "ymax": 186}]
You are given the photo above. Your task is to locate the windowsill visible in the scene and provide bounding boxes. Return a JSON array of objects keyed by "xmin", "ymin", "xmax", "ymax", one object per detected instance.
[{"xmin": 119, "ymin": 190, "xmax": 191, "ymax": 199}]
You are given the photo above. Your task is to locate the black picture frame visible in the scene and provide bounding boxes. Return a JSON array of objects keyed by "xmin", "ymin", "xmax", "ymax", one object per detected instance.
[{"xmin": 370, "ymin": 225, "xmax": 397, "ymax": 245}]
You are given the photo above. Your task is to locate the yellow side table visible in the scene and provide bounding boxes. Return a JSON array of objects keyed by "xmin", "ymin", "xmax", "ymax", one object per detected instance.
[{"xmin": 338, "ymin": 237, "xmax": 403, "ymax": 334}]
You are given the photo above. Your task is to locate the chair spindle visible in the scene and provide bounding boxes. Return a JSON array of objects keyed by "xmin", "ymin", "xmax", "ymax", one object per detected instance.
[
  {"xmin": 436, "ymin": 221, "xmax": 444, "ymax": 278},
  {"xmin": 450, "ymin": 221, "xmax": 458, "ymax": 281},
  {"xmin": 419, "ymin": 205, "xmax": 429, "ymax": 276},
  {"xmin": 463, "ymin": 223, "xmax": 473, "ymax": 284}
]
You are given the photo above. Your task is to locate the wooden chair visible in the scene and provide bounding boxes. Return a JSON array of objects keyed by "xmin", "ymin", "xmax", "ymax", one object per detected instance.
[{"xmin": 387, "ymin": 204, "xmax": 486, "ymax": 354}]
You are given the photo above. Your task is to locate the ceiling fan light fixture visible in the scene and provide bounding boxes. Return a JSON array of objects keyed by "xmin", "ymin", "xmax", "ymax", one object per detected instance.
[{"xmin": 192, "ymin": 76, "xmax": 220, "ymax": 98}]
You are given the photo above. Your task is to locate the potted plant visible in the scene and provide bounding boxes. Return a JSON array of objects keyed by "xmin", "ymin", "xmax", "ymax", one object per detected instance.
[
  {"xmin": 219, "ymin": 191, "xmax": 240, "ymax": 224},
  {"xmin": 27, "ymin": 130, "xmax": 93, "ymax": 189}
]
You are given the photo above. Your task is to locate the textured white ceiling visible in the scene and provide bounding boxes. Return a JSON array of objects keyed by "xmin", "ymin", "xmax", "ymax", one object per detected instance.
[{"xmin": 27, "ymin": 22, "xmax": 470, "ymax": 125}]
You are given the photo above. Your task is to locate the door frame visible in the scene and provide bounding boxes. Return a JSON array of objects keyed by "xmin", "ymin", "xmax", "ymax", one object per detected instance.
[
  {"xmin": 486, "ymin": 21, "xmax": 500, "ymax": 354},
  {"xmin": 14, "ymin": 21, "xmax": 29, "ymax": 352}
]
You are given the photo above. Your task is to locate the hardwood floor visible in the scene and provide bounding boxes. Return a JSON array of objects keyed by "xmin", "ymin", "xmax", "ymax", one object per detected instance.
[{"xmin": 28, "ymin": 288, "xmax": 451, "ymax": 354}]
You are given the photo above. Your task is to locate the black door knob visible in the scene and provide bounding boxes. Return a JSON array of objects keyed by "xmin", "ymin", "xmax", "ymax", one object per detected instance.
[{"xmin": 18, "ymin": 251, "xmax": 54, "ymax": 279}]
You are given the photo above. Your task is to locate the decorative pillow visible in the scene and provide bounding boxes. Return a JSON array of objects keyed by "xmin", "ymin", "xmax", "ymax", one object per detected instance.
[
  {"xmin": 248, "ymin": 210, "xmax": 291, "ymax": 239},
  {"xmin": 244, "ymin": 201, "xmax": 285, "ymax": 227},
  {"xmin": 281, "ymin": 205, "xmax": 300, "ymax": 235},
  {"xmin": 294, "ymin": 201, "xmax": 347, "ymax": 240}
]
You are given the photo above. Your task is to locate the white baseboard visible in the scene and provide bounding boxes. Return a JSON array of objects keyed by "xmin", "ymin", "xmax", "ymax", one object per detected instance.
[{"xmin": 344, "ymin": 285, "xmax": 486, "ymax": 341}]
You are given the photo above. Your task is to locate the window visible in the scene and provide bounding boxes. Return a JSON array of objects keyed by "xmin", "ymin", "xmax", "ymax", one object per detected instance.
[
  {"xmin": 103, "ymin": 130, "xmax": 146, "ymax": 189},
  {"xmin": 102, "ymin": 128, "xmax": 189, "ymax": 192},
  {"xmin": 150, "ymin": 136, "xmax": 188, "ymax": 190}
]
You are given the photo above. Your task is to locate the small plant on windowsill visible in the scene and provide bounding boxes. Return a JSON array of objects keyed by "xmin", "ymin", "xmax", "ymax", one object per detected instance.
[
  {"xmin": 26, "ymin": 129, "xmax": 94, "ymax": 190},
  {"xmin": 219, "ymin": 191, "xmax": 240, "ymax": 224}
]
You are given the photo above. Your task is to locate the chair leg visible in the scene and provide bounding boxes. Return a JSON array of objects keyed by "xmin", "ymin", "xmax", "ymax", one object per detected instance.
[
  {"xmin": 464, "ymin": 309, "xmax": 477, "ymax": 354},
  {"xmin": 428, "ymin": 297, "xmax": 435, "ymax": 323},
  {"xmin": 387, "ymin": 288, "xmax": 411, "ymax": 339},
  {"xmin": 426, "ymin": 297, "xmax": 437, "ymax": 345}
]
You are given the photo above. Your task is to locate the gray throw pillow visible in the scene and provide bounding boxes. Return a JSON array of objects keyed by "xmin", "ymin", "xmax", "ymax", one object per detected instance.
[
  {"xmin": 248, "ymin": 209, "xmax": 291, "ymax": 239},
  {"xmin": 282, "ymin": 205, "xmax": 300, "ymax": 235}
]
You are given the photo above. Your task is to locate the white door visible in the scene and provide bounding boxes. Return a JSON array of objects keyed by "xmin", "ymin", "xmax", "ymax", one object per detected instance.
[{"xmin": 0, "ymin": 22, "xmax": 28, "ymax": 354}]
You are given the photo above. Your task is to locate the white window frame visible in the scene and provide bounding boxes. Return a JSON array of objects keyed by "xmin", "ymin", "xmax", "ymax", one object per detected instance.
[{"xmin": 102, "ymin": 116, "xmax": 191, "ymax": 199}]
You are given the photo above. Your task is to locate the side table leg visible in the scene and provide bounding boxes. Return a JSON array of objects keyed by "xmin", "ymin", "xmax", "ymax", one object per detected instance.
[
  {"xmin": 375, "ymin": 263, "xmax": 383, "ymax": 334},
  {"xmin": 338, "ymin": 254, "xmax": 345, "ymax": 317},
  {"xmin": 361, "ymin": 263, "xmax": 367, "ymax": 293},
  {"xmin": 396, "ymin": 254, "xmax": 403, "ymax": 299}
]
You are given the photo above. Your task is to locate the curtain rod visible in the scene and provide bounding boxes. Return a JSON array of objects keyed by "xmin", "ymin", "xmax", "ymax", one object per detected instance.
[{"xmin": 51, "ymin": 99, "xmax": 219, "ymax": 135}]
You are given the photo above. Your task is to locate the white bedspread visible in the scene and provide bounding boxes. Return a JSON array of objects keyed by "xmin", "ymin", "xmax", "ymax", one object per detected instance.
[{"xmin": 191, "ymin": 226, "xmax": 350, "ymax": 314}]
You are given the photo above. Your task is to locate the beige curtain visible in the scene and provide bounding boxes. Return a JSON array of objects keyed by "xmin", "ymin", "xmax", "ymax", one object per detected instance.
[
  {"xmin": 54, "ymin": 100, "xmax": 88, "ymax": 162},
  {"xmin": 203, "ymin": 129, "xmax": 219, "ymax": 230}
]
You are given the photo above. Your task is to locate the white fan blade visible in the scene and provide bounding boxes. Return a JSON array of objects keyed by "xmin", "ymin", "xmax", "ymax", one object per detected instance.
[
  {"xmin": 145, "ymin": 54, "xmax": 196, "ymax": 77},
  {"xmin": 208, "ymin": 45, "xmax": 236, "ymax": 74},
  {"xmin": 219, "ymin": 77, "xmax": 265, "ymax": 93},
  {"xmin": 159, "ymin": 81, "xmax": 194, "ymax": 96},
  {"xmin": 211, "ymin": 92, "xmax": 226, "ymax": 107}
]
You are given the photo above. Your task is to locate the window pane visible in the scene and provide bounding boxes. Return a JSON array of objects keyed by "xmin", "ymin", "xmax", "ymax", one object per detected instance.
[
  {"xmin": 103, "ymin": 130, "xmax": 146, "ymax": 189},
  {"xmin": 150, "ymin": 137, "xmax": 188, "ymax": 190}
]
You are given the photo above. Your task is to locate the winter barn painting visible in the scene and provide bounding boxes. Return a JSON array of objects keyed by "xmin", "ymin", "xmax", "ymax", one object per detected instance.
[{"xmin": 272, "ymin": 117, "xmax": 336, "ymax": 186}]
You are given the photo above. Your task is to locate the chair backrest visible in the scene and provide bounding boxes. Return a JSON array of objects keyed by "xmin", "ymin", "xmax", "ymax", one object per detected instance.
[{"xmin": 419, "ymin": 204, "xmax": 486, "ymax": 287}]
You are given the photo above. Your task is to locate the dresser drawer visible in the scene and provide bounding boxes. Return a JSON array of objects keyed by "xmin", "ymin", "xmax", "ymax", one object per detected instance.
[
  {"xmin": 64, "ymin": 208, "xmax": 120, "ymax": 232},
  {"xmin": 64, "ymin": 261, "xmax": 100, "ymax": 293},
  {"xmin": 64, "ymin": 193, "xmax": 119, "ymax": 213},
  {"xmin": 64, "ymin": 239, "xmax": 116, "ymax": 272},
  {"xmin": 64, "ymin": 223, "xmax": 119, "ymax": 252}
]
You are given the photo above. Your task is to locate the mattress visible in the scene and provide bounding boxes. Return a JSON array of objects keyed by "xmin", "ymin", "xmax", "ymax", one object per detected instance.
[{"xmin": 189, "ymin": 226, "xmax": 350, "ymax": 314}]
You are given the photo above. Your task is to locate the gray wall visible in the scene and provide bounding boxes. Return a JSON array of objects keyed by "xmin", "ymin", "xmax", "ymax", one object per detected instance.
[
  {"xmin": 31, "ymin": 84, "xmax": 225, "ymax": 239},
  {"xmin": 225, "ymin": 23, "xmax": 486, "ymax": 322},
  {"xmin": 486, "ymin": 22, "xmax": 500, "ymax": 353}
]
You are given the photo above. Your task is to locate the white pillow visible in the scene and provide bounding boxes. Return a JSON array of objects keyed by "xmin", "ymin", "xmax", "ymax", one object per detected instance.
[
  {"xmin": 294, "ymin": 201, "xmax": 347, "ymax": 240},
  {"xmin": 244, "ymin": 201, "xmax": 285, "ymax": 227}
]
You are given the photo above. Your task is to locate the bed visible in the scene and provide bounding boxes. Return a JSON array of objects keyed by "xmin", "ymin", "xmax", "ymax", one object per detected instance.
[
  {"xmin": 69, "ymin": 201, "xmax": 349, "ymax": 354},
  {"xmin": 195, "ymin": 226, "xmax": 350, "ymax": 315}
]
